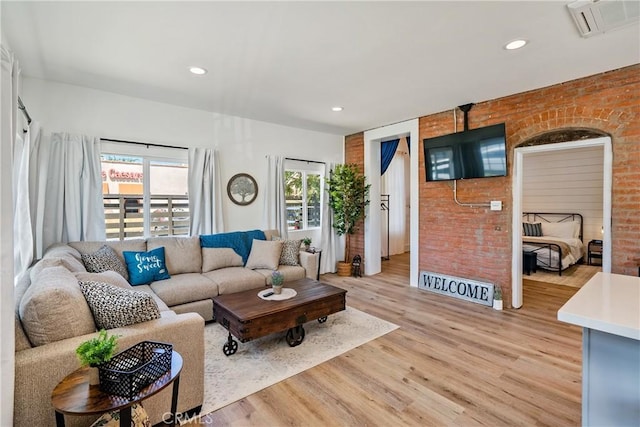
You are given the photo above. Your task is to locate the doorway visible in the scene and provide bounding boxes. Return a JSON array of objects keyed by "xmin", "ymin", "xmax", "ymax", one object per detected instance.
[
  {"xmin": 511, "ymin": 137, "xmax": 612, "ymax": 308},
  {"xmin": 363, "ymin": 119, "xmax": 419, "ymax": 285}
]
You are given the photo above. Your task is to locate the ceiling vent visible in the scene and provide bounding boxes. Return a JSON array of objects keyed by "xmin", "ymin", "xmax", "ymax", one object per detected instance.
[{"xmin": 567, "ymin": 0, "xmax": 640, "ymax": 37}]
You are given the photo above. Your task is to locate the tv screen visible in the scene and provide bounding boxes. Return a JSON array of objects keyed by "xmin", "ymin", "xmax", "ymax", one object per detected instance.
[{"xmin": 424, "ymin": 123, "xmax": 506, "ymax": 181}]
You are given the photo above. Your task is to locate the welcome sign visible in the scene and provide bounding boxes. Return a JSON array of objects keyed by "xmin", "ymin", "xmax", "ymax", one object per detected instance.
[{"xmin": 418, "ymin": 271, "xmax": 494, "ymax": 306}]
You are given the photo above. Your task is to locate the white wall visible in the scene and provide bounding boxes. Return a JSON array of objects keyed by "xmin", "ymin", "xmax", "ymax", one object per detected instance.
[
  {"xmin": 522, "ymin": 145, "xmax": 604, "ymax": 244},
  {"xmin": 22, "ymin": 77, "xmax": 343, "ymax": 237}
]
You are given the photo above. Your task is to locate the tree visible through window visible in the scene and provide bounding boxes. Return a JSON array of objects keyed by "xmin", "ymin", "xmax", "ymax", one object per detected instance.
[{"xmin": 285, "ymin": 170, "xmax": 321, "ymax": 231}]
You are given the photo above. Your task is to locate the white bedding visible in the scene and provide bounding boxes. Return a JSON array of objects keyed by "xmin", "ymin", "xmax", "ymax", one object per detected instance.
[{"xmin": 522, "ymin": 236, "xmax": 585, "ymax": 270}]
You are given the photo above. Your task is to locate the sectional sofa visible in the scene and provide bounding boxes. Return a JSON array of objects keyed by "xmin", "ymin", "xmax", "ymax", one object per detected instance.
[{"xmin": 14, "ymin": 229, "xmax": 318, "ymax": 426}]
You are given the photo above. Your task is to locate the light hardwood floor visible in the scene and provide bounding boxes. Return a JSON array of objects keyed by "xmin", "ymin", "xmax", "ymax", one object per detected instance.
[{"xmin": 192, "ymin": 253, "xmax": 582, "ymax": 426}]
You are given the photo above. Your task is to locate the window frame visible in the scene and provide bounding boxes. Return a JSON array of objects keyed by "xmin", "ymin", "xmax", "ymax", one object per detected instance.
[
  {"xmin": 101, "ymin": 141, "xmax": 189, "ymax": 240},
  {"xmin": 284, "ymin": 161, "xmax": 323, "ymax": 232}
]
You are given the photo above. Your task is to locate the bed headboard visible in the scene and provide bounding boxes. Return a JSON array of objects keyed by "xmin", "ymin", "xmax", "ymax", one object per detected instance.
[{"xmin": 522, "ymin": 212, "xmax": 584, "ymax": 242}]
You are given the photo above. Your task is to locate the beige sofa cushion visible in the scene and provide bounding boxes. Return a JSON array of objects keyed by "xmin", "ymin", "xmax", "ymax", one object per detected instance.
[
  {"xmin": 147, "ymin": 236, "xmax": 202, "ymax": 275},
  {"xmin": 40, "ymin": 247, "xmax": 87, "ymax": 273},
  {"xmin": 255, "ymin": 265, "xmax": 306, "ymax": 284},
  {"xmin": 202, "ymin": 247, "xmax": 244, "ymax": 272},
  {"xmin": 245, "ymin": 239, "xmax": 283, "ymax": 270},
  {"xmin": 204, "ymin": 267, "xmax": 266, "ymax": 295},
  {"xmin": 43, "ymin": 243, "xmax": 83, "ymax": 261},
  {"xmin": 74, "ymin": 270, "xmax": 132, "ymax": 289},
  {"xmin": 150, "ymin": 273, "xmax": 218, "ymax": 307},
  {"xmin": 20, "ymin": 266, "xmax": 96, "ymax": 346}
]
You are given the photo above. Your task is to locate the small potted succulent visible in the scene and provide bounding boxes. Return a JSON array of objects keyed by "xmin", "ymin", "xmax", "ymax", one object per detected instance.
[
  {"xmin": 302, "ymin": 237, "xmax": 312, "ymax": 251},
  {"xmin": 76, "ymin": 329, "xmax": 118, "ymax": 385},
  {"xmin": 271, "ymin": 271, "xmax": 284, "ymax": 294},
  {"xmin": 493, "ymin": 287, "xmax": 503, "ymax": 311}
]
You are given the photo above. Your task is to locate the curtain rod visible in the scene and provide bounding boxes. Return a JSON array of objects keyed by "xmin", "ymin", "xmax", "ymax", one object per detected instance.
[
  {"xmin": 18, "ymin": 96, "xmax": 32, "ymax": 125},
  {"xmin": 100, "ymin": 138, "xmax": 188, "ymax": 151},
  {"xmin": 285, "ymin": 157, "xmax": 325, "ymax": 165}
]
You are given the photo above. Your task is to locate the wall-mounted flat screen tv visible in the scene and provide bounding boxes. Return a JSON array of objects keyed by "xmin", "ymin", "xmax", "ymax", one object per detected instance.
[{"xmin": 423, "ymin": 123, "xmax": 507, "ymax": 181}]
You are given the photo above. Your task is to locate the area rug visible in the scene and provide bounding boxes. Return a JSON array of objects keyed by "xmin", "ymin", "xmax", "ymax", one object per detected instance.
[
  {"xmin": 199, "ymin": 306, "xmax": 398, "ymax": 416},
  {"xmin": 525, "ymin": 263, "xmax": 601, "ymax": 287}
]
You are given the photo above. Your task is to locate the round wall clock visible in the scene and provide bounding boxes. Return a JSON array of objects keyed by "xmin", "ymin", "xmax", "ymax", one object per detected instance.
[{"xmin": 227, "ymin": 173, "xmax": 258, "ymax": 206}]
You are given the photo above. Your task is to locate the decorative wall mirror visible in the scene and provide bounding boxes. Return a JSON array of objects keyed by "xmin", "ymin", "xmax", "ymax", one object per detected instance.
[{"xmin": 227, "ymin": 173, "xmax": 258, "ymax": 206}]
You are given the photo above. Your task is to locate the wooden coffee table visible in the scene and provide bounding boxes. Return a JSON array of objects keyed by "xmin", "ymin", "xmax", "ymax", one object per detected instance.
[{"xmin": 213, "ymin": 278, "xmax": 346, "ymax": 355}]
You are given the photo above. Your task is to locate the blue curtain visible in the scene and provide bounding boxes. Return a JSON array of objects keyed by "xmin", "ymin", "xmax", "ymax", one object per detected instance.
[{"xmin": 381, "ymin": 139, "xmax": 400, "ymax": 175}]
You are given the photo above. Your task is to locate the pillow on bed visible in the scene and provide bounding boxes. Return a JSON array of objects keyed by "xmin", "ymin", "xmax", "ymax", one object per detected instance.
[
  {"xmin": 523, "ymin": 222, "xmax": 542, "ymax": 237},
  {"xmin": 541, "ymin": 221, "xmax": 579, "ymax": 239}
]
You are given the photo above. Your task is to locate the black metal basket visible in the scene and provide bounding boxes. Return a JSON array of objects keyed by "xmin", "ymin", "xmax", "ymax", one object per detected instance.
[{"xmin": 98, "ymin": 341, "xmax": 172, "ymax": 399}]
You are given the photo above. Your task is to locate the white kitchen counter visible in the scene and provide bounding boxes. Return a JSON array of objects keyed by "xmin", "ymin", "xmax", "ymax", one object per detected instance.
[
  {"xmin": 558, "ymin": 272, "xmax": 640, "ymax": 427},
  {"xmin": 558, "ymin": 272, "xmax": 640, "ymax": 340}
]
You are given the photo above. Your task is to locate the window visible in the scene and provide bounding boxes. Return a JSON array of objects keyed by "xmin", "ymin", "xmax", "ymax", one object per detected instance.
[
  {"xmin": 285, "ymin": 169, "xmax": 321, "ymax": 231},
  {"xmin": 101, "ymin": 153, "xmax": 189, "ymax": 240}
]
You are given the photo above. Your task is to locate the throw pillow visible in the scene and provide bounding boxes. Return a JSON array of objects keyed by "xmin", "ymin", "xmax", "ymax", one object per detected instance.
[
  {"xmin": 523, "ymin": 222, "xmax": 542, "ymax": 237},
  {"xmin": 81, "ymin": 245, "xmax": 130, "ymax": 281},
  {"xmin": 272, "ymin": 237, "xmax": 301, "ymax": 266},
  {"xmin": 123, "ymin": 247, "xmax": 171, "ymax": 286},
  {"xmin": 201, "ymin": 247, "xmax": 244, "ymax": 272},
  {"xmin": 245, "ymin": 239, "xmax": 283, "ymax": 270},
  {"xmin": 79, "ymin": 281, "xmax": 161, "ymax": 329}
]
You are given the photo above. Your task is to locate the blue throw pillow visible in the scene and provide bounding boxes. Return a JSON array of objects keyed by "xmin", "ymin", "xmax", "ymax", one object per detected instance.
[
  {"xmin": 200, "ymin": 230, "xmax": 266, "ymax": 264},
  {"xmin": 123, "ymin": 247, "xmax": 171, "ymax": 286}
]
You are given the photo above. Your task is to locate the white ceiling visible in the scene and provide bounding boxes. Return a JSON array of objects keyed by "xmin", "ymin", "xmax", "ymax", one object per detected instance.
[{"xmin": 2, "ymin": 1, "xmax": 639, "ymax": 135}]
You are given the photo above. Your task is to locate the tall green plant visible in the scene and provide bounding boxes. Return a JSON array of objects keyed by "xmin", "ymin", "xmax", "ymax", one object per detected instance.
[{"xmin": 326, "ymin": 164, "xmax": 371, "ymax": 263}]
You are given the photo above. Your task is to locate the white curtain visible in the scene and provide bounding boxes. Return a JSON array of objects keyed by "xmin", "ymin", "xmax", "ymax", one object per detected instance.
[
  {"xmin": 0, "ymin": 44, "xmax": 18, "ymax": 426},
  {"xmin": 41, "ymin": 133, "xmax": 106, "ymax": 251},
  {"xmin": 188, "ymin": 148, "xmax": 224, "ymax": 235},
  {"xmin": 381, "ymin": 141, "xmax": 408, "ymax": 256},
  {"xmin": 12, "ymin": 130, "xmax": 34, "ymax": 276},
  {"xmin": 262, "ymin": 155, "xmax": 288, "ymax": 237},
  {"xmin": 320, "ymin": 162, "xmax": 340, "ymax": 273}
]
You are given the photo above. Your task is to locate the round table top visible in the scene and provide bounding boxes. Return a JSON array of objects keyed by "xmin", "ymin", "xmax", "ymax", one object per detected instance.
[{"xmin": 51, "ymin": 350, "xmax": 182, "ymax": 415}]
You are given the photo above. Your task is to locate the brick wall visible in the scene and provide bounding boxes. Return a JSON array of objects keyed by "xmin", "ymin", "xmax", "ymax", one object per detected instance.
[
  {"xmin": 345, "ymin": 64, "xmax": 640, "ymax": 306},
  {"xmin": 344, "ymin": 133, "xmax": 365, "ymax": 266}
]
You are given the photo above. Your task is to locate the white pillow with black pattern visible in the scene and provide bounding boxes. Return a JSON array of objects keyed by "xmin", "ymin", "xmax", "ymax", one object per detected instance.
[
  {"xmin": 79, "ymin": 280, "xmax": 161, "ymax": 329},
  {"xmin": 81, "ymin": 245, "xmax": 129, "ymax": 281}
]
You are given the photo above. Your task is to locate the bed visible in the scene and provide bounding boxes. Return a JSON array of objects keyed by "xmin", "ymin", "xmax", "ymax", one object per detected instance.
[{"xmin": 522, "ymin": 213, "xmax": 585, "ymax": 276}]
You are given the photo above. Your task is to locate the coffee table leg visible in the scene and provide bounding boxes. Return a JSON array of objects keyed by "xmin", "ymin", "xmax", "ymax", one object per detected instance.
[
  {"xmin": 223, "ymin": 332, "xmax": 238, "ymax": 356},
  {"xmin": 286, "ymin": 326, "xmax": 305, "ymax": 347}
]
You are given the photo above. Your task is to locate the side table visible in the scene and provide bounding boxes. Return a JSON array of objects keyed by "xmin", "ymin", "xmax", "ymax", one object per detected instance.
[
  {"xmin": 307, "ymin": 248, "xmax": 322, "ymax": 280},
  {"xmin": 588, "ymin": 240, "xmax": 603, "ymax": 266},
  {"xmin": 523, "ymin": 251, "xmax": 537, "ymax": 275},
  {"xmin": 51, "ymin": 350, "xmax": 182, "ymax": 427}
]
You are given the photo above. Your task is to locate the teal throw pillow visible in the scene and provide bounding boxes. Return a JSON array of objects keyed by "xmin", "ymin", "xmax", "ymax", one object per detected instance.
[{"xmin": 123, "ymin": 247, "xmax": 170, "ymax": 286}]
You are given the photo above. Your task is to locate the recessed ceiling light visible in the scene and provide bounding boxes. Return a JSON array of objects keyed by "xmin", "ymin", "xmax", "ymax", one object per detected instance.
[
  {"xmin": 332, "ymin": 106, "xmax": 343, "ymax": 112},
  {"xmin": 189, "ymin": 66, "xmax": 207, "ymax": 75},
  {"xmin": 504, "ymin": 39, "xmax": 528, "ymax": 50}
]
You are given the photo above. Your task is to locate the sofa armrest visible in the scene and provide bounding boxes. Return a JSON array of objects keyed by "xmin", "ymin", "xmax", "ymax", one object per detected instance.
[
  {"xmin": 14, "ymin": 313, "xmax": 204, "ymax": 427},
  {"xmin": 299, "ymin": 251, "xmax": 319, "ymax": 280}
]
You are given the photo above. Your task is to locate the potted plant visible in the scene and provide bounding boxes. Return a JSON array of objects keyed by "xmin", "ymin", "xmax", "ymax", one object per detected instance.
[
  {"xmin": 302, "ymin": 237, "xmax": 312, "ymax": 251},
  {"xmin": 493, "ymin": 287, "xmax": 503, "ymax": 311},
  {"xmin": 271, "ymin": 271, "xmax": 284, "ymax": 294},
  {"xmin": 75, "ymin": 329, "xmax": 118, "ymax": 385},
  {"xmin": 326, "ymin": 163, "xmax": 371, "ymax": 276}
]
